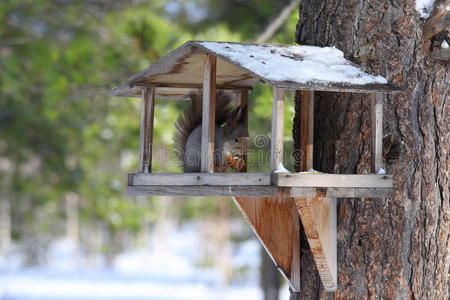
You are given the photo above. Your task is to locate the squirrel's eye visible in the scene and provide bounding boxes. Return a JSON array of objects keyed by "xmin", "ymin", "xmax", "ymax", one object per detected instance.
[{"xmin": 234, "ymin": 137, "xmax": 239, "ymax": 142}]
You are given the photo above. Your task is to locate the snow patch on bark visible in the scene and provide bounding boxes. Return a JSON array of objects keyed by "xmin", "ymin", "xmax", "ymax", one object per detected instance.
[{"xmin": 415, "ymin": 0, "xmax": 435, "ymax": 18}]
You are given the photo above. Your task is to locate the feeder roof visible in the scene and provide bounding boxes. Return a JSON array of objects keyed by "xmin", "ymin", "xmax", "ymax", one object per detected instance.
[{"xmin": 109, "ymin": 41, "xmax": 401, "ymax": 99}]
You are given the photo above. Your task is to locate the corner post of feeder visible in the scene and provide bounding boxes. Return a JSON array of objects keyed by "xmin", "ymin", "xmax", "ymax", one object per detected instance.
[
  {"xmin": 371, "ymin": 93, "xmax": 383, "ymax": 173},
  {"xmin": 271, "ymin": 87, "xmax": 285, "ymax": 171},
  {"xmin": 139, "ymin": 85, "xmax": 156, "ymax": 173},
  {"xmin": 238, "ymin": 90, "xmax": 249, "ymax": 172},
  {"xmin": 201, "ymin": 53, "xmax": 217, "ymax": 173},
  {"xmin": 300, "ymin": 90, "xmax": 314, "ymax": 171}
]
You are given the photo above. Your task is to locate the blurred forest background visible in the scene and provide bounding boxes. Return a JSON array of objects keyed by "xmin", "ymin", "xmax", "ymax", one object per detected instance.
[{"xmin": 0, "ymin": 0, "xmax": 299, "ymax": 299}]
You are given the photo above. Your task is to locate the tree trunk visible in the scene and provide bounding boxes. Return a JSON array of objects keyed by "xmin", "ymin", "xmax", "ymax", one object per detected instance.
[
  {"xmin": 0, "ymin": 193, "xmax": 11, "ymax": 255},
  {"xmin": 293, "ymin": 1, "xmax": 449, "ymax": 299},
  {"xmin": 260, "ymin": 246, "xmax": 281, "ymax": 300}
]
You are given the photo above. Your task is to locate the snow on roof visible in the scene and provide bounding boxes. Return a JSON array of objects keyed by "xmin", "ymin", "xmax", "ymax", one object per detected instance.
[
  {"xmin": 198, "ymin": 42, "xmax": 388, "ymax": 86},
  {"xmin": 109, "ymin": 41, "xmax": 400, "ymax": 98}
]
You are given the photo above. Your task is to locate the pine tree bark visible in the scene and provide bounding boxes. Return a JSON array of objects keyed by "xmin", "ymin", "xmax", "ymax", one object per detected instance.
[{"xmin": 293, "ymin": 1, "xmax": 449, "ymax": 299}]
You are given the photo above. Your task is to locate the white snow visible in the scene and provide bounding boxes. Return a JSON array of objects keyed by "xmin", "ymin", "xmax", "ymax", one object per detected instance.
[
  {"xmin": 441, "ymin": 40, "xmax": 449, "ymax": 49},
  {"xmin": 415, "ymin": 0, "xmax": 435, "ymax": 18},
  {"xmin": 199, "ymin": 42, "xmax": 388, "ymax": 86},
  {"xmin": 0, "ymin": 222, "xmax": 280, "ymax": 300},
  {"xmin": 376, "ymin": 168, "xmax": 386, "ymax": 175},
  {"xmin": 274, "ymin": 162, "xmax": 290, "ymax": 173}
]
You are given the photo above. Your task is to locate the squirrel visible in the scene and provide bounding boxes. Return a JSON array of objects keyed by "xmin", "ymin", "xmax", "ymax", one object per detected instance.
[{"xmin": 173, "ymin": 91, "xmax": 249, "ymax": 173}]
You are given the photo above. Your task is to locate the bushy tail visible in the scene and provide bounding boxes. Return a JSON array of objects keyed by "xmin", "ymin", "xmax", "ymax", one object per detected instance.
[{"xmin": 173, "ymin": 90, "xmax": 234, "ymax": 166}]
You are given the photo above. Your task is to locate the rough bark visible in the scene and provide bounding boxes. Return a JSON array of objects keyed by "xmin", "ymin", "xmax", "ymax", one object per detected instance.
[{"xmin": 293, "ymin": 1, "xmax": 449, "ymax": 299}]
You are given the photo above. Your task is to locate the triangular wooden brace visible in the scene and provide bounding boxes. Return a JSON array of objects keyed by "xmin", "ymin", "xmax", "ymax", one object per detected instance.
[
  {"xmin": 233, "ymin": 196, "xmax": 301, "ymax": 292},
  {"xmin": 294, "ymin": 195, "xmax": 337, "ymax": 291}
]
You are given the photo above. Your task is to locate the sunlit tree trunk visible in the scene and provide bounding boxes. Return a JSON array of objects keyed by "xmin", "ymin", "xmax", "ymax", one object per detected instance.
[
  {"xmin": 292, "ymin": 0, "xmax": 449, "ymax": 299},
  {"xmin": 65, "ymin": 193, "xmax": 80, "ymax": 247},
  {"xmin": 0, "ymin": 193, "xmax": 11, "ymax": 255},
  {"xmin": 260, "ymin": 246, "xmax": 281, "ymax": 300}
]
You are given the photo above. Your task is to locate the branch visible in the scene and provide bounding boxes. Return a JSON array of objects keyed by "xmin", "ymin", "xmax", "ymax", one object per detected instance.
[
  {"xmin": 423, "ymin": 0, "xmax": 449, "ymax": 41},
  {"xmin": 256, "ymin": 0, "xmax": 298, "ymax": 43}
]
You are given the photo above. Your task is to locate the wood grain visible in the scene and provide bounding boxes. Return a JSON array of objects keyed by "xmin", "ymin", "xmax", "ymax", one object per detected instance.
[
  {"xmin": 233, "ymin": 196, "xmax": 301, "ymax": 292},
  {"xmin": 201, "ymin": 54, "xmax": 217, "ymax": 173},
  {"xmin": 431, "ymin": 48, "xmax": 450, "ymax": 61},
  {"xmin": 130, "ymin": 172, "xmax": 270, "ymax": 186},
  {"xmin": 127, "ymin": 183, "xmax": 393, "ymax": 198},
  {"xmin": 294, "ymin": 195, "xmax": 337, "ymax": 291},
  {"xmin": 271, "ymin": 87, "xmax": 285, "ymax": 171},
  {"xmin": 371, "ymin": 93, "xmax": 383, "ymax": 173},
  {"xmin": 139, "ymin": 86, "xmax": 155, "ymax": 173},
  {"xmin": 273, "ymin": 173, "xmax": 393, "ymax": 188},
  {"xmin": 300, "ymin": 90, "xmax": 314, "ymax": 171}
]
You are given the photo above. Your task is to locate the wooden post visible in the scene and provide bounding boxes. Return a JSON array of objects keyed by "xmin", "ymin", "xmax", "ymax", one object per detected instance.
[
  {"xmin": 201, "ymin": 54, "xmax": 217, "ymax": 173},
  {"xmin": 294, "ymin": 194, "xmax": 337, "ymax": 292},
  {"xmin": 271, "ymin": 87, "xmax": 285, "ymax": 171},
  {"xmin": 300, "ymin": 91, "xmax": 314, "ymax": 171},
  {"xmin": 238, "ymin": 90, "xmax": 249, "ymax": 173},
  {"xmin": 139, "ymin": 86, "xmax": 156, "ymax": 173},
  {"xmin": 371, "ymin": 93, "xmax": 383, "ymax": 173}
]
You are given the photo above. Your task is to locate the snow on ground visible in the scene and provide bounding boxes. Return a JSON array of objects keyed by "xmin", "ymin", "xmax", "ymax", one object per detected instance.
[
  {"xmin": 199, "ymin": 41, "xmax": 388, "ymax": 86},
  {"xmin": 415, "ymin": 0, "xmax": 435, "ymax": 18},
  {"xmin": 0, "ymin": 222, "xmax": 290, "ymax": 300}
]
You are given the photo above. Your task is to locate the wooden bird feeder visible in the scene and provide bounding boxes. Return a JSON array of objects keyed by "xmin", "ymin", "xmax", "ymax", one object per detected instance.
[{"xmin": 109, "ymin": 41, "xmax": 401, "ymax": 292}]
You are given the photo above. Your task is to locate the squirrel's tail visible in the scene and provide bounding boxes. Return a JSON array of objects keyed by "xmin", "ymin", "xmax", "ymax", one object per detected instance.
[{"xmin": 173, "ymin": 90, "xmax": 234, "ymax": 166}]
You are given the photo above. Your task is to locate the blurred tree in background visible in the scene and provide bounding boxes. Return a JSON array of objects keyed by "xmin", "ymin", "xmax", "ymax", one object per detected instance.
[{"xmin": 0, "ymin": 0, "xmax": 297, "ymax": 294}]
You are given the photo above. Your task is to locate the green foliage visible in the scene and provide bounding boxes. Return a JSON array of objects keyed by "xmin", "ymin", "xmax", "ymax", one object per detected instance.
[{"xmin": 0, "ymin": 0, "xmax": 299, "ymax": 247}]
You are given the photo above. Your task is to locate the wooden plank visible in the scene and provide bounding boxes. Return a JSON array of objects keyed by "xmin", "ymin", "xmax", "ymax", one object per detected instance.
[
  {"xmin": 320, "ymin": 187, "xmax": 393, "ymax": 198},
  {"xmin": 233, "ymin": 196, "xmax": 301, "ymax": 291},
  {"xmin": 431, "ymin": 48, "xmax": 450, "ymax": 61},
  {"xmin": 238, "ymin": 90, "xmax": 249, "ymax": 173},
  {"xmin": 271, "ymin": 87, "xmax": 285, "ymax": 171},
  {"xmin": 371, "ymin": 93, "xmax": 383, "ymax": 173},
  {"xmin": 271, "ymin": 81, "xmax": 402, "ymax": 94},
  {"xmin": 128, "ymin": 185, "xmax": 279, "ymax": 197},
  {"xmin": 294, "ymin": 195, "xmax": 337, "ymax": 291},
  {"xmin": 201, "ymin": 54, "xmax": 217, "ymax": 173},
  {"xmin": 138, "ymin": 86, "xmax": 156, "ymax": 173},
  {"xmin": 273, "ymin": 173, "xmax": 393, "ymax": 188},
  {"xmin": 128, "ymin": 184, "xmax": 393, "ymax": 198},
  {"xmin": 300, "ymin": 90, "xmax": 314, "ymax": 171},
  {"xmin": 130, "ymin": 82, "xmax": 252, "ymax": 91},
  {"xmin": 130, "ymin": 172, "xmax": 270, "ymax": 186}
]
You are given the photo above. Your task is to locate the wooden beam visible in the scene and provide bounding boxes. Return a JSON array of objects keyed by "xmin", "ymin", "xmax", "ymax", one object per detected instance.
[
  {"xmin": 201, "ymin": 54, "xmax": 217, "ymax": 173},
  {"xmin": 273, "ymin": 173, "xmax": 393, "ymax": 188},
  {"xmin": 238, "ymin": 90, "xmax": 249, "ymax": 173},
  {"xmin": 294, "ymin": 195, "xmax": 337, "ymax": 291},
  {"xmin": 371, "ymin": 93, "xmax": 383, "ymax": 173},
  {"xmin": 130, "ymin": 172, "xmax": 270, "ymax": 186},
  {"xmin": 128, "ymin": 184, "xmax": 393, "ymax": 198},
  {"xmin": 139, "ymin": 86, "xmax": 156, "ymax": 173},
  {"xmin": 431, "ymin": 48, "xmax": 450, "ymax": 61},
  {"xmin": 271, "ymin": 87, "xmax": 285, "ymax": 171},
  {"xmin": 233, "ymin": 196, "xmax": 301, "ymax": 292},
  {"xmin": 300, "ymin": 90, "xmax": 314, "ymax": 171},
  {"xmin": 130, "ymin": 82, "xmax": 252, "ymax": 91}
]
